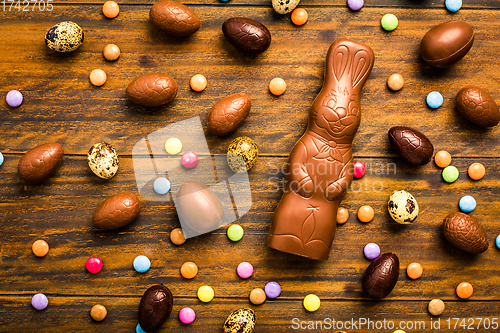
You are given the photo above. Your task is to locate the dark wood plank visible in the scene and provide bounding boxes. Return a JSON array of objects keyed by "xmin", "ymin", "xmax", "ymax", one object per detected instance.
[{"xmin": 1, "ymin": 7, "xmax": 500, "ymax": 156}]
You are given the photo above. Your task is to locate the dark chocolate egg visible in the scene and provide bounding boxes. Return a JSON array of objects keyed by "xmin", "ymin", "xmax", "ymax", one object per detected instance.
[
  {"xmin": 456, "ymin": 86, "xmax": 500, "ymax": 127},
  {"xmin": 362, "ymin": 253, "xmax": 399, "ymax": 299},
  {"xmin": 443, "ymin": 212, "xmax": 489, "ymax": 254},
  {"xmin": 388, "ymin": 126, "xmax": 434, "ymax": 165},
  {"xmin": 175, "ymin": 181, "xmax": 224, "ymax": 233},
  {"xmin": 420, "ymin": 21, "xmax": 474, "ymax": 68},
  {"xmin": 222, "ymin": 17, "xmax": 271, "ymax": 54},
  {"xmin": 138, "ymin": 285, "xmax": 173, "ymax": 332}
]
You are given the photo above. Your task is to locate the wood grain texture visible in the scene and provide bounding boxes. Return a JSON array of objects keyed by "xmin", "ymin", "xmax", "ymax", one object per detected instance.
[{"xmin": 1, "ymin": 0, "xmax": 500, "ymax": 332}]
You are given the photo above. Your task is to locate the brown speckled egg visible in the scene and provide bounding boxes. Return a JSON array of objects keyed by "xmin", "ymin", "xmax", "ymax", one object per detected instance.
[
  {"xmin": 227, "ymin": 137, "xmax": 258, "ymax": 173},
  {"xmin": 223, "ymin": 308, "xmax": 255, "ymax": 333},
  {"xmin": 388, "ymin": 190, "xmax": 419, "ymax": 224},
  {"xmin": 45, "ymin": 21, "xmax": 84, "ymax": 52},
  {"xmin": 87, "ymin": 142, "xmax": 119, "ymax": 179}
]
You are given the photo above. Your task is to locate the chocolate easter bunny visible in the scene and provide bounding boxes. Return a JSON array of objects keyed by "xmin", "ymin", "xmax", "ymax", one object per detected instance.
[{"xmin": 267, "ymin": 38, "xmax": 375, "ymax": 260}]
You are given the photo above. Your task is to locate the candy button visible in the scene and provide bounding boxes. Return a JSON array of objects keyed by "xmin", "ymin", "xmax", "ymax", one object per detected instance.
[
  {"xmin": 0, "ymin": 152, "xmax": 3, "ymax": 166},
  {"xmin": 165, "ymin": 138, "xmax": 182, "ymax": 155},
  {"xmin": 407, "ymin": 262, "xmax": 423, "ymax": 279},
  {"xmin": 364, "ymin": 243, "xmax": 380, "ymax": 260},
  {"xmin": 427, "ymin": 91, "xmax": 443, "ymax": 109},
  {"xmin": 86, "ymin": 256, "xmax": 103, "ymax": 274},
  {"xmin": 133, "ymin": 255, "xmax": 151, "ymax": 273},
  {"xmin": 102, "ymin": 1, "xmax": 119, "ymax": 18},
  {"xmin": 180, "ymin": 261, "xmax": 198, "ymax": 279},
  {"xmin": 249, "ymin": 288, "xmax": 266, "ymax": 305},
  {"xmin": 303, "ymin": 294, "xmax": 320, "ymax": 312},
  {"xmin": 6, "ymin": 90, "xmax": 23, "ymax": 107},
  {"xmin": 459, "ymin": 195, "xmax": 476, "ymax": 213},
  {"xmin": 32, "ymin": 293, "xmax": 48, "ymax": 310},
  {"xmin": 357, "ymin": 205, "xmax": 374, "ymax": 223},
  {"xmin": 393, "ymin": 331, "xmax": 406, "ymax": 333},
  {"xmin": 265, "ymin": 281, "xmax": 281, "ymax": 298},
  {"xmin": 136, "ymin": 324, "xmax": 148, "ymax": 333},
  {"xmin": 179, "ymin": 307, "xmax": 196, "ymax": 324},
  {"xmin": 103, "ymin": 44, "xmax": 120, "ymax": 61},
  {"xmin": 456, "ymin": 282, "xmax": 473, "ymax": 299},
  {"xmin": 468, "ymin": 162, "xmax": 485, "ymax": 180},
  {"xmin": 190, "ymin": 74, "xmax": 207, "ymax": 92},
  {"xmin": 336, "ymin": 207, "xmax": 349, "ymax": 224},
  {"xmin": 291, "ymin": 8, "xmax": 308, "ymax": 26},
  {"xmin": 89, "ymin": 69, "xmax": 107, "ymax": 87},
  {"xmin": 237, "ymin": 262, "xmax": 253, "ymax": 279},
  {"xmin": 442, "ymin": 165, "xmax": 459, "ymax": 183},
  {"xmin": 227, "ymin": 224, "xmax": 244, "ymax": 242},
  {"xmin": 445, "ymin": 0, "xmax": 462, "ymax": 12},
  {"xmin": 197, "ymin": 285, "xmax": 214, "ymax": 302},
  {"xmin": 381, "ymin": 14, "xmax": 398, "ymax": 31},
  {"xmin": 428, "ymin": 299, "xmax": 445, "ymax": 316},
  {"xmin": 353, "ymin": 161, "xmax": 366, "ymax": 178},
  {"xmin": 181, "ymin": 151, "xmax": 198, "ymax": 168},
  {"xmin": 170, "ymin": 228, "xmax": 186, "ymax": 245},
  {"xmin": 434, "ymin": 150, "xmax": 451, "ymax": 168},
  {"xmin": 153, "ymin": 177, "xmax": 170, "ymax": 195},
  {"xmin": 32, "ymin": 239, "xmax": 49, "ymax": 257},
  {"xmin": 387, "ymin": 73, "xmax": 404, "ymax": 91},
  {"xmin": 496, "ymin": 235, "xmax": 500, "ymax": 249},
  {"xmin": 269, "ymin": 78, "xmax": 287, "ymax": 96},
  {"xmin": 90, "ymin": 304, "xmax": 107, "ymax": 321},
  {"xmin": 347, "ymin": 0, "xmax": 363, "ymax": 11}
]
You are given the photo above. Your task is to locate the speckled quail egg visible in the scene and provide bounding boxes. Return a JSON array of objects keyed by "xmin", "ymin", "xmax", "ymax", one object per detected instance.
[
  {"xmin": 87, "ymin": 142, "xmax": 119, "ymax": 179},
  {"xmin": 223, "ymin": 308, "xmax": 255, "ymax": 333},
  {"xmin": 227, "ymin": 137, "xmax": 258, "ymax": 173},
  {"xmin": 388, "ymin": 190, "xmax": 419, "ymax": 224},
  {"xmin": 45, "ymin": 21, "xmax": 84, "ymax": 52}
]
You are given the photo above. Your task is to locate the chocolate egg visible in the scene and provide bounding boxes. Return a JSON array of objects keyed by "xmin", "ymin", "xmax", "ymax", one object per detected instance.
[
  {"xmin": 443, "ymin": 212, "xmax": 489, "ymax": 254},
  {"xmin": 18, "ymin": 142, "xmax": 64, "ymax": 184},
  {"xmin": 222, "ymin": 17, "xmax": 271, "ymax": 54},
  {"xmin": 175, "ymin": 181, "xmax": 224, "ymax": 233},
  {"xmin": 45, "ymin": 21, "xmax": 84, "ymax": 52},
  {"xmin": 149, "ymin": 0, "xmax": 200, "ymax": 37},
  {"xmin": 138, "ymin": 285, "xmax": 173, "ymax": 332},
  {"xmin": 388, "ymin": 190, "xmax": 419, "ymax": 224},
  {"xmin": 388, "ymin": 126, "xmax": 434, "ymax": 165},
  {"xmin": 227, "ymin": 136, "xmax": 258, "ymax": 173},
  {"xmin": 207, "ymin": 93, "xmax": 251, "ymax": 136},
  {"xmin": 93, "ymin": 192, "xmax": 141, "ymax": 230},
  {"xmin": 223, "ymin": 308, "xmax": 255, "ymax": 333},
  {"xmin": 126, "ymin": 73, "xmax": 177, "ymax": 107},
  {"xmin": 87, "ymin": 142, "xmax": 119, "ymax": 179},
  {"xmin": 456, "ymin": 86, "xmax": 500, "ymax": 127},
  {"xmin": 362, "ymin": 253, "xmax": 400, "ymax": 299},
  {"xmin": 420, "ymin": 21, "xmax": 474, "ymax": 68}
]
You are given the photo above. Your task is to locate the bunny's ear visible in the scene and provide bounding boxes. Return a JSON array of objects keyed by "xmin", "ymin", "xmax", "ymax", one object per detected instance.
[
  {"xmin": 332, "ymin": 45, "xmax": 350, "ymax": 82},
  {"xmin": 351, "ymin": 49, "xmax": 374, "ymax": 88}
]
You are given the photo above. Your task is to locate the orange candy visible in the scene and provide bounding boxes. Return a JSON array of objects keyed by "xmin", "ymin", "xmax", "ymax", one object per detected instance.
[
  {"xmin": 102, "ymin": 1, "xmax": 119, "ymax": 18},
  {"xmin": 269, "ymin": 78, "xmax": 287, "ymax": 96},
  {"xmin": 468, "ymin": 163, "xmax": 485, "ymax": 180},
  {"xmin": 32, "ymin": 239, "xmax": 49, "ymax": 257},
  {"xmin": 180, "ymin": 261, "xmax": 198, "ymax": 279},
  {"xmin": 407, "ymin": 262, "xmax": 423, "ymax": 279},
  {"xmin": 357, "ymin": 205, "xmax": 374, "ymax": 223},
  {"xmin": 190, "ymin": 74, "xmax": 207, "ymax": 92},
  {"xmin": 170, "ymin": 227, "xmax": 186, "ymax": 245},
  {"xmin": 456, "ymin": 282, "xmax": 473, "ymax": 299},
  {"xmin": 337, "ymin": 207, "xmax": 349, "ymax": 224},
  {"xmin": 291, "ymin": 8, "xmax": 308, "ymax": 26},
  {"xmin": 434, "ymin": 150, "xmax": 451, "ymax": 168}
]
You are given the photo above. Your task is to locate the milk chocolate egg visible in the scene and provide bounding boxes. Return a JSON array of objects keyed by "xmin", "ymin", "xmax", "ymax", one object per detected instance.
[
  {"xmin": 207, "ymin": 93, "xmax": 251, "ymax": 136},
  {"xmin": 388, "ymin": 126, "xmax": 434, "ymax": 165},
  {"xmin": 18, "ymin": 142, "xmax": 64, "ymax": 184},
  {"xmin": 93, "ymin": 192, "xmax": 141, "ymax": 230},
  {"xmin": 138, "ymin": 285, "xmax": 173, "ymax": 332},
  {"xmin": 443, "ymin": 212, "xmax": 489, "ymax": 254},
  {"xmin": 175, "ymin": 182, "xmax": 224, "ymax": 233},
  {"xmin": 420, "ymin": 21, "xmax": 474, "ymax": 68},
  {"xmin": 362, "ymin": 253, "xmax": 399, "ymax": 299},
  {"xmin": 126, "ymin": 73, "xmax": 177, "ymax": 107},
  {"xmin": 222, "ymin": 17, "xmax": 271, "ymax": 54},
  {"xmin": 456, "ymin": 86, "xmax": 500, "ymax": 127},
  {"xmin": 149, "ymin": 0, "xmax": 200, "ymax": 37},
  {"xmin": 223, "ymin": 308, "xmax": 255, "ymax": 333}
]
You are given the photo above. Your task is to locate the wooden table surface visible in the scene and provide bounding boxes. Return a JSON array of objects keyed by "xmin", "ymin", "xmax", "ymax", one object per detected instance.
[{"xmin": 1, "ymin": 0, "xmax": 500, "ymax": 332}]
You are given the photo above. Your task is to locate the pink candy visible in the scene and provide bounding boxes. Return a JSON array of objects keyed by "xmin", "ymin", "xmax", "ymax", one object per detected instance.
[
  {"xmin": 353, "ymin": 161, "xmax": 366, "ymax": 178},
  {"xmin": 237, "ymin": 262, "xmax": 253, "ymax": 279},
  {"xmin": 181, "ymin": 151, "xmax": 198, "ymax": 168},
  {"xmin": 86, "ymin": 257, "xmax": 103, "ymax": 274},
  {"xmin": 179, "ymin": 307, "xmax": 196, "ymax": 324}
]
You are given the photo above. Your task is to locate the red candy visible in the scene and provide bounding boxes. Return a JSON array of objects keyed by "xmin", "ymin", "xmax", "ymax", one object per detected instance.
[
  {"xmin": 86, "ymin": 257, "xmax": 103, "ymax": 274},
  {"xmin": 181, "ymin": 151, "xmax": 198, "ymax": 168},
  {"xmin": 353, "ymin": 161, "xmax": 366, "ymax": 178}
]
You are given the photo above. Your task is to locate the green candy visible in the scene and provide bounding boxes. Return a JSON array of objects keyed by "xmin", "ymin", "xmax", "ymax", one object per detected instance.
[
  {"xmin": 442, "ymin": 165, "xmax": 459, "ymax": 183},
  {"xmin": 381, "ymin": 13, "xmax": 398, "ymax": 31},
  {"xmin": 227, "ymin": 224, "xmax": 244, "ymax": 242}
]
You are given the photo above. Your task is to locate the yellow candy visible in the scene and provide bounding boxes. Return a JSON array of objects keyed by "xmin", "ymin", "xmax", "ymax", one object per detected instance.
[
  {"xmin": 165, "ymin": 138, "xmax": 182, "ymax": 155},
  {"xmin": 197, "ymin": 285, "xmax": 214, "ymax": 302},
  {"xmin": 303, "ymin": 294, "xmax": 320, "ymax": 312},
  {"xmin": 394, "ymin": 330, "xmax": 406, "ymax": 333}
]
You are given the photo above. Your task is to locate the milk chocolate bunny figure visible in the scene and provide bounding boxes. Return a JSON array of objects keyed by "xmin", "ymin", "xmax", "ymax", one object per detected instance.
[{"xmin": 268, "ymin": 38, "xmax": 374, "ymax": 260}]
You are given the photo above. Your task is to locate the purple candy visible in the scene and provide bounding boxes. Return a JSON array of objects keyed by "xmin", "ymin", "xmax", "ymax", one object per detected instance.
[
  {"xmin": 31, "ymin": 293, "xmax": 48, "ymax": 310},
  {"xmin": 347, "ymin": 0, "xmax": 364, "ymax": 10},
  {"xmin": 364, "ymin": 243, "xmax": 381, "ymax": 260},
  {"xmin": 6, "ymin": 90, "xmax": 23, "ymax": 108},
  {"xmin": 265, "ymin": 281, "xmax": 281, "ymax": 298},
  {"xmin": 179, "ymin": 307, "xmax": 196, "ymax": 324}
]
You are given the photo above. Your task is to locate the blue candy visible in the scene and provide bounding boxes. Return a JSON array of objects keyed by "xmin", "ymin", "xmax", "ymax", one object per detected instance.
[
  {"xmin": 153, "ymin": 177, "xmax": 170, "ymax": 195},
  {"xmin": 445, "ymin": 0, "xmax": 462, "ymax": 12},
  {"xmin": 459, "ymin": 195, "xmax": 476, "ymax": 213},
  {"xmin": 496, "ymin": 235, "xmax": 500, "ymax": 249},
  {"xmin": 427, "ymin": 91, "xmax": 443, "ymax": 109},
  {"xmin": 133, "ymin": 255, "xmax": 151, "ymax": 273},
  {"xmin": 136, "ymin": 324, "xmax": 149, "ymax": 333},
  {"xmin": 0, "ymin": 152, "xmax": 3, "ymax": 167}
]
